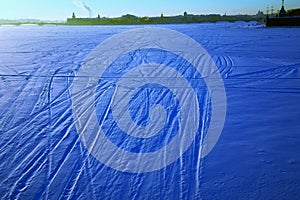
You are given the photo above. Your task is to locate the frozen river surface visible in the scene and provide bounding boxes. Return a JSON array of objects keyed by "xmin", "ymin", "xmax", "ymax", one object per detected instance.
[{"xmin": 0, "ymin": 22, "xmax": 300, "ymax": 199}]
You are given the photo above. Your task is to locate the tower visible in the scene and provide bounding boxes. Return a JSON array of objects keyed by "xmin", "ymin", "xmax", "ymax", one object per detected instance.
[{"xmin": 279, "ymin": 0, "xmax": 286, "ymax": 17}]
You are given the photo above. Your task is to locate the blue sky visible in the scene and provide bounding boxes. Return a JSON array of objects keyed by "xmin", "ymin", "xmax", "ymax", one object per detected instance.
[{"xmin": 0, "ymin": 0, "xmax": 299, "ymax": 20}]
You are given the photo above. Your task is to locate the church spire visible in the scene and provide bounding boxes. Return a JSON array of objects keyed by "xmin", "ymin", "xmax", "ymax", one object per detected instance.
[{"xmin": 279, "ymin": 0, "xmax": 286, "ymax": 17}]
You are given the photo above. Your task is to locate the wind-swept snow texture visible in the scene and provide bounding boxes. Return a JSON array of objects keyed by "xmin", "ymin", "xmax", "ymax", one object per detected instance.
[{"xmin": 0, "ymin": 22, "xmax": 300, "ymax": 199}]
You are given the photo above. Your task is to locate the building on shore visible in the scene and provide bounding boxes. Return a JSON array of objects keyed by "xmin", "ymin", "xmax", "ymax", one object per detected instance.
[
  {"xmin": 67, "ymin": 12, "xmax": 266, "ymax": 25},
  {"xmin": 266, "ymin": 0, "xmax": 300, "ymax": 27}
]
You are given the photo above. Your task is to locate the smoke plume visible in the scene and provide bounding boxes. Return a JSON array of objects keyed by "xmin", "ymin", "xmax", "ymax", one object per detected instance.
[{"xmin": 73, "ymin": 1, "xmax": 93, "ymax": 18}]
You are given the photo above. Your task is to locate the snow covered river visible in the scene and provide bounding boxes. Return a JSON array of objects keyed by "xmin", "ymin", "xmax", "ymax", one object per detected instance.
[{"xmin": 0, "ymin": 22, "xmax": 300, "ymax": 199}]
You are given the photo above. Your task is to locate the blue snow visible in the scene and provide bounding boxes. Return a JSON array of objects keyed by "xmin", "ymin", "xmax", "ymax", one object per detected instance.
[{"xmin": 0, "ymin": 22, "xmax": 300, "ymax": 199}]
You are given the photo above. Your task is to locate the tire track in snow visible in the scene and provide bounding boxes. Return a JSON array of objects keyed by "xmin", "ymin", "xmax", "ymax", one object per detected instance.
[
  {"xmin": 0, "ymin": 53, "xmax": 84, "ymax": 199},
  {"xmin": 43, "ymin": 70, "xmax": 98, "ymax": 199},
  {"xmin": 225, "ymin": 64, "xmax": 300, "ymax": 93},
  {"xmin": 213, "ymin": 54, "xmax": 235, "ymax": 78}
]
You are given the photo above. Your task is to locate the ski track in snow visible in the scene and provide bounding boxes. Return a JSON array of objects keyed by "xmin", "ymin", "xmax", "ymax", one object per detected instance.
[{"xmin": 0, "ymin": 23, "xmax": 300, "ymax": 199}]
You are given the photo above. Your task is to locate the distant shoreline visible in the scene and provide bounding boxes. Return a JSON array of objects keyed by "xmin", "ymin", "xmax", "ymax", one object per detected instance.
[
  {"xmin": 0, "ymin": 13, "xmax": 266, "ymax": 26},
  {"xmin": 66, "ymin": 13, "xmax": 266, "ymax": 25}
]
